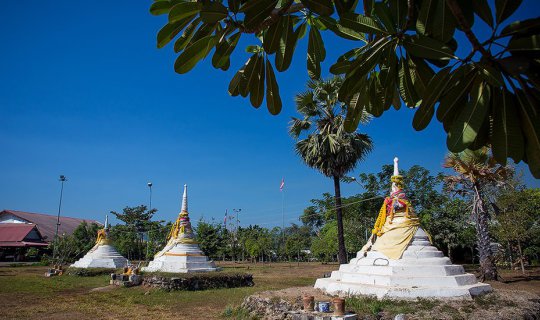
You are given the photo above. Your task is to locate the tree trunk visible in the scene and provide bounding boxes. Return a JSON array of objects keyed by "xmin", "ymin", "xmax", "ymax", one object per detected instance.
[
  {"xmin": 473, "ymin": 183, "xmax": 498, "ymax": 281},
  {"xmin": 517, "ymin": 239, "xmax": 525, "ymax": 275},
  {"xmin": 333, "ymin": 175, "xmax": 348, "ymax": 264}
]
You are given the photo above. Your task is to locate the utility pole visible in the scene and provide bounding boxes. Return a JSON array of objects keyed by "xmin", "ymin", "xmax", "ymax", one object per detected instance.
[
  {"xmin": 233, "ymin": 208, "xmax": 242, "ymax": 262},
  {"xmin": 53, "ymin": 175, "xmax": 67, "ymax": 262},
  {"xmin": 146, "ymin": 182, "xmax": 153, "ymax": 260}
]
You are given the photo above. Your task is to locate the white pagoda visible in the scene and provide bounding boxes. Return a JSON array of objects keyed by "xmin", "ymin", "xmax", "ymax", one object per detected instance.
[
  {"xmin": 142, "ymin": 184, "xmax": 219, "ymax": 273},
  {"xmin": 315, "ymin": 158, "xmax": 492, "ymax": 299},
  {"xmin": 71, "ymin": 215, "xmax": 128, "ymax": 269}
]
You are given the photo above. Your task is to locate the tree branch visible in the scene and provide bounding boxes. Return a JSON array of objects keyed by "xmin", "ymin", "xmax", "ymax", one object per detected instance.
[{"xmin": 446, "ymin": 0, "xmax": 492, "ymax": 60}]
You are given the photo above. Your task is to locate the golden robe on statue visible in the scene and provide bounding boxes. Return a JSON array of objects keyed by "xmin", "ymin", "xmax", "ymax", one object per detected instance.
[{"xmin": 360, "ymin": 172, "xmax": 420, "ymax": 260}]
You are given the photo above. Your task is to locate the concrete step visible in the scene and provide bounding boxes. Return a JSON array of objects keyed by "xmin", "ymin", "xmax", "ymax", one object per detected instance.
[
  {"xmin": 338, "ymin": 264, "xmax": 464, "ymax": 276},
  {"xmin": 336, "ymin": 271, "xmax": 478, "ymax": 287},
  {"xmin": 401, "ymin": 250, "xmax": 444, "ymax": 259}
]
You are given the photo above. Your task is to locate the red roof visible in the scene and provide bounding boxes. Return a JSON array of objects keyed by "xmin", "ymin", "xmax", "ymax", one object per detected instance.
[
  {"xmin": 0, "ymin": 224, "xmax": 48, "ymax": 247},
  {"xmin": 0, "ymin": 210, "xmax": 101, "ymax": 242}
]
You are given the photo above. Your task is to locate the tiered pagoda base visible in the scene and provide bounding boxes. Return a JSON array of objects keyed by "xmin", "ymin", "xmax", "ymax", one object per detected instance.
[
  {"xmin": 315, "ymin": 228, "xmax": 492, "ymax": 299},
  {"xmin": 142, "ymin": 243, "xmax": 219, "ymax": 273},
  {"xmin": 71, "ymin": 244, "xmax": 128, "ymax": 269}
]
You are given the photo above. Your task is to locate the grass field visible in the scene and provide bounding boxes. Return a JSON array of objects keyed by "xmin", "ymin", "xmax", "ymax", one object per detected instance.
[{"xmin": 0, "ymin": 262, "xmax": 538, "ymax": 320}]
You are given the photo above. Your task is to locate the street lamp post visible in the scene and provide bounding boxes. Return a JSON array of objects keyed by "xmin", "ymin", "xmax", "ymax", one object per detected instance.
[
  {"xmin": 146, "ymin": 182, "xmax": 153, "ymax": 260},
  {"xmin": 53, "ymin": 175, "xmax": 67, "ymax": 262},
  {"xmin": 147, "ymin": 182, "xmax": 153, "ymax": 209}
]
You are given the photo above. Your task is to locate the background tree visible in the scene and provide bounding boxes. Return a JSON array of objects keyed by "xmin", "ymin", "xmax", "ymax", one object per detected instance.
[
  {"xmin": 444, "ymin": 148, "xmax": 513, "ymax": 280},
  {"xmin": 195, "ymin": 219, "xmax": 225, "ymax": 260},
  {"xmin": 149, "ymin": 0, "xmax": 540, "ymax": 178},
  {"xmin": 289, "ymin": 76, "xmax": 373, "ymax": 264}
]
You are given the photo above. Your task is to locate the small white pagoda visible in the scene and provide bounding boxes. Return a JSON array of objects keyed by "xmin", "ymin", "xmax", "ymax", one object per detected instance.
[
  {"xmin": 315, "ymin": 158, "xmax": 492, "ymax": 299},
  {"xmin": 142, "ymin": 184, "xmax": 219, "ymax": 273},
  {"xmin": 71, "ymin": 216, "xmax": 128, "ymax": 269}
]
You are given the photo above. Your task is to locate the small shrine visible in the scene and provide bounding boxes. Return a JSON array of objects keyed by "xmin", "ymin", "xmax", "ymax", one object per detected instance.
[
  {"xmin": 315, "ymin": 157, "xmax": 492, "ymax": 299},
  {"xmin": 142, "ymin": 184, "xmax": 219, "ymax": 273},
  {"xmin": 71, "ymin": 215, "xmax": 128, "ymax": 269}
]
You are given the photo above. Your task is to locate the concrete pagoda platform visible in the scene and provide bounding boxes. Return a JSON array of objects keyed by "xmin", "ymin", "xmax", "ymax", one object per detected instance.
[{"xmin": 315, "ymin": 228, "xmax": 491, "ymax": 300}]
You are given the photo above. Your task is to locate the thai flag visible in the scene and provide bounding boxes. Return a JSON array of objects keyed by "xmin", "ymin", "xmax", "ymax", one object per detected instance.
[{"xmin": 280, "ymin": 178, "xmax": 285, "ymax": 191}]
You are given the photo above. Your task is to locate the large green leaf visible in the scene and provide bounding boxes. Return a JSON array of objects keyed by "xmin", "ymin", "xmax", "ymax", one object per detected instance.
[
  {"xmin": 380, "ymin": 46, "xmax": 398, "ymax": 111},
  {"xmin": 318, "ymin": 16, "xmax": 366, "ymax": 41},
  {"xmin": 388, "ymin": 0, "xmax": 407, "ymax": 30},
  {"xmin": 447, "ymin": 81, "xmax": 491, "ymax": 152},
  {"xmin": 265, "ymin": 59, "xmax": 282, "ymax": 115},
  {"xmin": 275, "ymin": 17, "xmax": 299, "ymax": 72},
  {"xmin": 409, "ymin": 57, "xmax": 435, "ymax": 96},
  {"xmin": 403, "ymin": 35, "xmax": 456, "ymax": 60},
  {"xmin": 240, "ymin": 0, "xmax": 279, "ymax": 29},
  {"xmin": 150, "ymin": 0, "xmax": 175, "ymax": 16},
  {"xmin": 249, "ymin": 55, "xmax": 265, "ymax": 108},
  {"xmin": 344, "ymin": 91, "xmax": 365, "ymax": 132},
  {"xmin": 500, "ymin": 17, "xmax": 540, "ymax": 37},
  {"xmin": 174, "ymin": 35, "xmax": 216, "ymax": 74},
  {"xmin": 307, "ymin": 27, "xmax": 326, "ymax": 79},
  {"xmin": 174, "ymin": 18, "xmax": 201, "ymax": 53},
  {"xmin": 240, "ymin": 54, "xmax": 260, "ymax": 97},
  {"xmin": 432, "ymin": 0, "xmax": 456, "ymax": 43},
  {"xmin": 369, "ymin": 76, "xmax": 384, "ymax": 117},
  {"xmin": 508, "ymin": 34, "xmax": 540, "ymax": 56},
  {"xmin": 492, "ymin": 89, "xmax": 524, "ymax": 165},
  {"xmin": 416, "ymin": 0, "xmax": 436, "ymax": 36},
  {"xmin": 412, "ymin": 67, "xmax": 452, "ymax": 131},
  {"xmin": 437, "ymin": 69, "xmax": 476, "ymax": 122},
  {"xmin": 398, "ymin": 58, "xmax": 419, "ymax": 107},
  {"xmin": 339, "ymin": 12, "xmax": 387, "ymax": 35},
  {"xmin": 228, "ymin": 0, "xmax": 240, "ymax": 13},
  {"xmin": 169, "ymin": 2, "xmax": 201, "ymax": 23},
  {"xmin": 212, "ymin": 32, "xmax": 241, "ymax": 70},
  {"xmin": 373, "ymin": 1, "xmax": 396, "ymax": 33},
  {"xmin": 263, "ymin": 18, "xmax": 283, "ymax": 54},
  {"xmin": 495, "ymin": 0, "xmax": 523, "ymax": 24},
  {"xmin": 472, "ymin": 0, "xmax": 493, "ymax": 27},
  {"xmin": 157, "ymin": 17, "xmax": 193, "ymax": 48},
  {"xmin": 478, "ymin": 64, "xmax": 504, "ymax": 87},
  {"xmin": 228, "ymin": 60, "xmax": 250, "ymax": 97},
  {"xmin": 301, "ymin": 0, "xmax": 334, "ymax": 16},
  {"xmin": 516, "ymin": 90, "xmax": 540, "ymax": 178},
  {"xmin": 200, "ymin": 2, "xmax": 228, "ymax": 23}
]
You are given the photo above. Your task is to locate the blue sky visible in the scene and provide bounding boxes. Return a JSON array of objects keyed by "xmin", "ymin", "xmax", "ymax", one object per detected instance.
[{"xmin": 1, "ymin": 0, "xmax": 539, "ymax": 228}]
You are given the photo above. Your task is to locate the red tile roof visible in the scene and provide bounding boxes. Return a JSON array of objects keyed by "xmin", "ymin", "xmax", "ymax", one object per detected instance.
[
  {"xmin": 0, "ymin": 210, "xmax": 101, "ymax": 242},
  {"xmin": 0, "ymin": 224, "xmax": 48, "ymax": 247}
]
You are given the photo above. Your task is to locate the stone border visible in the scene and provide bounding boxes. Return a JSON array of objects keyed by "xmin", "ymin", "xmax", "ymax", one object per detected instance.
[{"xmin": 142, "ymin": 272, "xmax": 254, "ymax": 291}]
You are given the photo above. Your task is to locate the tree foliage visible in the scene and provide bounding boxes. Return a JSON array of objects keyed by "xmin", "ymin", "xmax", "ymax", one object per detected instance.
[{"xmin": 150, "ymin": 0, "xmax": 540, "ymax": 178}]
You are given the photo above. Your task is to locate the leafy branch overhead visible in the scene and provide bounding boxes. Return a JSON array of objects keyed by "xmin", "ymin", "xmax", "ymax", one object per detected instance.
[{"xmin": 150, "ymin": 0, "xmax": 540, "ymax": 178}]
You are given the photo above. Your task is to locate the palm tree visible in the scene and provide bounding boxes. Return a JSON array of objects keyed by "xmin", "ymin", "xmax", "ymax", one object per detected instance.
[
  {"xmin": 289, "ymin": 76, "xmax": 373, "ymax": 264},
  {"xmin": 443, "ymin": 148, "xmax": 512, "ymax": 281}
]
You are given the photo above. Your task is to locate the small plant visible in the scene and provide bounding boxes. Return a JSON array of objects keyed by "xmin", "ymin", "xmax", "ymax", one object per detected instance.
[{"xmin": 221, "ymin": 305, "xmax": 257, "ymax": 320}]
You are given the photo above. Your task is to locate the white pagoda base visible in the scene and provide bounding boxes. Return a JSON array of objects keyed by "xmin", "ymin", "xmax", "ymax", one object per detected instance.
[
  {"xmin": 71, "ymin": 244, "xmax": 128, "ymax": 269},
  {"xmin": 315, "ymin": 228, "xmax": 492, "ymax": 300},
  {"xmin": 142, "ymin": 243, "xmax": 219, "ymax": 273}
]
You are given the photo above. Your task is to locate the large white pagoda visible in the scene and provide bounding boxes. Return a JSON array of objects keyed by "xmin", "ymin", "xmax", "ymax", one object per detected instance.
[
  {"xmin": 71, "ymin": 216, "xmax": 128, "ymax": 269},
  {"xmin": 315, "ymin": 158, "xmax": 492, "ymax": 299},
  {"xmin": 142, "ymin": 184, "xmax": 219, "ymax": 273}
]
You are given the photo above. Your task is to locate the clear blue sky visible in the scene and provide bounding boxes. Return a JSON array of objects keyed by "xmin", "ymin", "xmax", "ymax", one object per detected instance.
[{"xmin": 1, "ymin": 1, "xmax": 538, "ymax": 228}]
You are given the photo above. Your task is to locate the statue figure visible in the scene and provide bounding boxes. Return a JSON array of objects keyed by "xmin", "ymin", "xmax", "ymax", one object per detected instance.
[
  {"xmin": 92, "ymin": 215, "xmax": 110, "ymax": 250},
  {"xmin": 361, "ymin": 157, "xmax": 420, "ymax": 259}
]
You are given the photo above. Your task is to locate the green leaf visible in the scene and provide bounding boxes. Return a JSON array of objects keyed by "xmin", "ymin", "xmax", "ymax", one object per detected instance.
[
  {"xmin": 200, "ymin": 2, "xmax": 228, "ymax": 23},
  {"xmin": 516, "ymin": 90, "xmax": 540, "ymax": 178},
  {"xmin": 432, "ymin": 0, "xmax": 456, "ymax": 43},
  {"xmin": 508, "ymin": 34, "xmax": 540, "ymax": 56},
  {"xmin": 495, "ymin": 0, "xmax": 523, "ymax": 24},
  {"xmin": 380, "ymin": 47, "xmax": 398, "ymax": 110},
  {"xmin": 169, "ymin": 2, "xmax": 201, "ymax": 23},
  {"xmin": 301, "ymin": 0, "xmax": 334, "ymax": 16},
  {"xmin": 228, "ymin": 61, "xmax": 249, "ymax": 97},
  {"xmin": 157, "ymin": 17, "xmax": 192, "ymax": 48},
  {"xmin": 228, "ymin": 0, "xmax": 240, "ymax": 13},
  {"xmin": 263, "ymin": 18, "xmax": 283, "ymax": 54},
  {"xmin": 249, "ymin": 55, "xmax": 265, "ymax": 108},
  {"xmin": 275, "ymin": 16, "xmax": 300, "ymax": 72},
  {"xmin": 437, "ymin": 68, "xmax": 477, "ymax": 122},
  {"xmin": 472, "ymin": 0, "xmax": 493, "ymax": 28},
  {"xmin": 412, "ymin": 67, "xmax": 452, "ymax": 131},
  {"xmin": 174, "ymin": 35, "xmax": 217, "ymax": 74},
  {"xmin": 174, "ymin": 18, "xmax": 201, "ymax": 53},
  {"xmin": 478, "ymin": 64, "xmax": 504, "ymax": 87},
  {"xmin": 369, "ymin": 77, "xmax": 384, "ymax": 117},
  {"xmin": 240, "ymin": 0, "xmax": 279, "ymax": 29},
  {"xmin": 500, "ymin": 18, "xmax": 540, "ymax": 37},
  {"xmin": 344, "ymin": 90, "xmax": 366, "ymax": 132},
  {"xmin": 388, "ymin": 0, "xmax": 407, "ymax": 29},
  {"xmin": 307, "ymin": 27, "xmax": 326, "ymax": 79},
  {"xmin": 416, "ymin": 0, "xmax": 436, "ymax": 36},
  {"xmin": 212, "ymin": 32, "xmax": 241, "ymax": 70},
  {"xmin": 239, "ymin": 54, "xmax": 259, "ymax": 97},
  {"xmin": 265, "ymin": 58, "xmax": 282, "ymax": 115},
  {"xmin": 403, "ymin": 35, "xmax": 456, "ymax": 60},
  {"xmin": 398, "ymin": 58, "xmax": 419, "ymax": 107},
  {"xmin": 447, "ymin": 81, "xmax": 491, "ymax": 152},
  {"xmin": 492, "ymin": 89, "xmax": 524, "ymax": 165},
  {"xmin": 330, "ymin": 60, "xmax": 351, "ymax": 75},
  {"xmin": 339, "ymin": 12, "xmax": 387, "ymax": 35},
  {"xmin": 150, "ymin": 0, "xmax": 173, "ymax": 16},
  {"xmin": 373, "ymin": 2, "xmax": 396, "ymax": 33},
  {"xmin": 318, "ymin": 16, "xmax": 365, "ymax": 41}
]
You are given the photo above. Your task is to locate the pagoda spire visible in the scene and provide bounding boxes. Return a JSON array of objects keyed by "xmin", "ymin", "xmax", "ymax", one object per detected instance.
[
  {"xmin": 393, "ymin": 157, "xmax": 399, "ymax": 176},
  {"xmin": 181, "ymin": 184, "xmax": 188, "ymax": 213}
]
